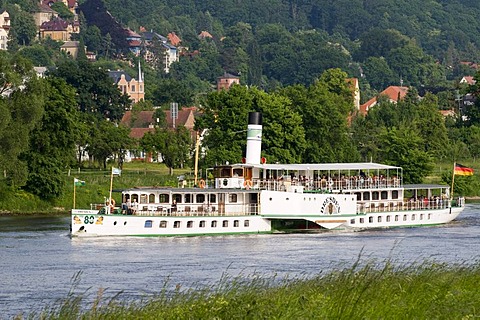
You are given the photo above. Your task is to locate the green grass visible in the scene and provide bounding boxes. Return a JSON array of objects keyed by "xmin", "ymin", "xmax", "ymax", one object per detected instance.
[
  {"xmin": 33, "ymin": 260, "xmax": 480, "ymax": 319},
  {"xmin": 0, "ymin": 163, "xmax": 192, "ymax": 215}
]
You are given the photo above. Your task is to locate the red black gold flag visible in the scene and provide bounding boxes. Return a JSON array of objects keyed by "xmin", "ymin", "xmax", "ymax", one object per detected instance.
[{"xmin": 454, "ymin": 163, "xmax": 474, "ymax": 176}]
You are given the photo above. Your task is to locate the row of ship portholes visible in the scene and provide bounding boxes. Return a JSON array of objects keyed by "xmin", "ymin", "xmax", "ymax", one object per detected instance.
[
  {"xmin": 142, "ymin": 219, "xmax": 251, "ymax": 229},
  {"xmin": 350, "ymin": 213, "xmax": 432, "ymax": 224}
]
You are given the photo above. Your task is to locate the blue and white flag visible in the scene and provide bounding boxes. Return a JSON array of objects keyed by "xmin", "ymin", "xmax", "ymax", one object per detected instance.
[{"xmin": 112, "ymin": 167, "xmax": 122, "ymax": 176}]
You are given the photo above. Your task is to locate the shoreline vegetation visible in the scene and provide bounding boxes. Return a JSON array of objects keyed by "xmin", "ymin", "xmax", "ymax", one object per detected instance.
[
  {"xmin": 1, "ymin": 162, "xmax": 479, "ymax": 216},
  {"xmin": 33, "ymin": 260, "xmax": 480, "ymax": 319}
]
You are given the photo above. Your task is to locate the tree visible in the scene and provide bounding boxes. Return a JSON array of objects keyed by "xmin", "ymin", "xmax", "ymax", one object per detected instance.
[
  {"xmin": 196, "ymin": 85, "xmax": 306, "ymax": 167},
  {"xmin": 378, "ymin": 126, "xmax": 434, "ymax": 184},
  {"xmin": 8, "ymin": 9, "xmax": 37, "ymax": 47},
  {"xmin": 87, "ymin": 120, "xmax": 132, "ymax": 169},
  {"xmin": 280, "ymin": 69, "xmax": 358, "ymax": 163},
  {"xmin": 21, "ymin": 77, "xmax": 79, "ymax": 198},
  {"xmin": 52, "ymin": 59, "xmax": 130, "ymax": 120},
  {"xmin": 0, "ymin": 52, "xmax": 44, "ymax": 188},
  {"xmin": 141, "ymin": 126, "xmax": 192, "ymax": 175}
]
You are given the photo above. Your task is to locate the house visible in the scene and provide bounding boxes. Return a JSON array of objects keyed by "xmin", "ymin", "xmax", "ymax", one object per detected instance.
[
  {"xmin": 41, "ymin": 0, "xmax": 77, "ymax": 13},
  {"xmin": 39, "ymin": 16, "xmax": 79, "ymax": 41},
  {"xmin": 140, "ymin": 31, "xmax": 179, "ymax": 73},
  {"xmin": 0, "ymin": 10, "xmax": 10, "ymax": 50},
  {"xmin": 120, "ymin": 106, "xmax": 198, "ymax": 162},
  {"xmin": 33, "ymin": 3, "xmax": 58, "ymax": 28},
  {"xmin": 108, "ymin": 63, "xmax": 144, "ymax": 104},
  {"xmin": 60, "ymin": 40, "xmax": 84, "ymax": 59},
  {"xmin": 168, "ymin": 32, "xmax": 181, "ymax": 46},
  {"xmin": 198, "ymin": 31, "xmax": 213, "ymax": 39},
  {"xmin": 121, "ymin": 107, "xmax": 198, "ymax": 139},
  {"xmin": 460, "ymin": 76, "xmax": 476, "ymax": 85},
  {"xmin": 217, "ymin": 72, "xmax": 240, "ymax": 91},
  {"xmin": 359, "ymin": 86, "xmax": 409, "ymax": 115}
]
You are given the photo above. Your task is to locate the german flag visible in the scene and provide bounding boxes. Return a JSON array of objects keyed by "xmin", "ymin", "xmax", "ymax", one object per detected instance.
[{"xmin": 454, "ymin": 163, "xmax": 474, "ymax": 176}]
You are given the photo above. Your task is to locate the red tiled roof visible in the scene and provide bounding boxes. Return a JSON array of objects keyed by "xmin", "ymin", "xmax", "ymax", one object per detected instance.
[
  {"xmin": 168, "ymin": 32, "xmax": 181, "ymax": 46},
  {"xmin": 120, "ymin": 111, "xmax": 155, "ymax": 128},
  {"xmin": 164, "ymin": 107, "xmax": 197, "ymax": 129},
  {"xmin": 460, "ymin": 76, "xmax": 476, "ymax": 85},
  {"xmin": 129, "ymin": 128, "xmax": 155, "ymax": 139},
  {"xmin": 359, "ymin": 86, "xmax": 409, "ymax": 115},
  {"xmin": 40, "ymin": 17, "xmax": 68, "ymax": 31},
  {"xmin": 198, "ymin": 31, "xmax": 213, "ymax": 39}
]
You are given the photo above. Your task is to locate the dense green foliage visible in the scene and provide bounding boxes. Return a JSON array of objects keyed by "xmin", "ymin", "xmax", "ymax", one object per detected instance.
[
  {"xmin": 3, "ymin": 0, "xmax": 480, "ymax": 205},
  {"xmin": 37, "ymin": 261, "xmax": 480, "ymax": 319}
]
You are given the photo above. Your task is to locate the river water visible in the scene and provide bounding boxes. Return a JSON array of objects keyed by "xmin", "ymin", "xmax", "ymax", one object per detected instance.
[{"xmin": 1, "ymin": 203, "xmax": 480, "ymax": 319}]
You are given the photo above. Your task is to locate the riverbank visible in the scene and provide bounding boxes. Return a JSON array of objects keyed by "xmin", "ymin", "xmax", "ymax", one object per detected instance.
[{"xmin": 35, "ymin": 261, "xmax": 480, "ymax": 319}]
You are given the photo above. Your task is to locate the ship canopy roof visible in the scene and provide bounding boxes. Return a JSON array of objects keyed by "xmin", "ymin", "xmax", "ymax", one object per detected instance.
[{"xmin": 231, "ymin": 162, "xmax": 401, "ymax": 172}]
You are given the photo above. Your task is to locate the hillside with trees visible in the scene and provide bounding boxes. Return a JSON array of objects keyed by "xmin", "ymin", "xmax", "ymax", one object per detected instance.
[{"xmin": 2, "ymin": 0, "xmax": 480, "ymax": 210}]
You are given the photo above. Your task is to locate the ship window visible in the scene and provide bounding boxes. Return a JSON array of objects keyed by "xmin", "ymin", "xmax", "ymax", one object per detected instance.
[
  {"xmin": 234, "ymin": 220, "xmax": 239, "ymax": 227},
  {"xmin": 378, "ymin": 216, "xmax": 382, "ymax": 223},
  {"xmin": 187, "ymin": 221, "xmax": 194, "ymax": 228},
  {"xmin": 412, "ymin": 214, "xmax": 416, "ymax": 221},
  {"xmin": 395, "ymin": 215, "xmax": 399, "ymax": 221},
  {"xmin": 355, "ymin": 192, "xmax": 361, "ymax": 201},
  {"xmin": 124, "ymin": 194, "xmax": 130, "ymax": 201},
  {"xmin": 159, "ymin": 220, "xmax": 167, "ymax": 228},
  {"xmin": 386, "ymin": 215, "xmax": 391, "ymax": 222},
  {"xmin": 403, "ymin": 215, "xmax": 407, "ymax": 221},
  {"xmin": 223, "ymin": 220, "xmax": 228, "ymax": 227},
  {"xmin": 174, "ymin": 221, "xmax": 181, "ymax": 228},
  {"xmin": 369, "ymin": 216, "xmax": 373, "ymax": 223},
  {"xmin": 244, "ymin": 220, "xmax": 250, "ymax": 227},
  {"xmin": 360, "ymin": 218, "xmax": 364, "ymax": 223},
  {"xmin": 173, "ymin": 194, "xmax": 182, "ymax": 203},
  {"xmin": 350, "ymin": 219, "xmax": 355, "ymax": 224},
  {"xmin": 229, "ymin": 194, "xmax": 238, "ymax": 203},
  {"xmin": 148, "ymin": 194, "xmax": 155, "ymax": 203},
  {"xmin": 144, "ymin": 220, "xmax": 153, "ymax": 228},
  {"xmin": 381, "ymin": 191, "xmax": 388, "ymax": 200},
  {"xmin": 420, "ymin": 214, "xmax": 424, "ymax": 220},
  {"xmin": 196, "ymin": 194, "xmax": 206, "ymax": 203},
  {"xmin": 199, "ymin": 220, "xmax": 206, "ymax": 228},
  {"xmin": 159, "ymin": 194, "xmax": 170, "ymax": 203},
  {"xmin": 211, "ymin": 220, "xmax": 217, "ymax": 227},
  {"xmin": 363, "ymin": 192, "xmax": 370, "ymax": 200},
  {"xmin": 428, "ymin": 214, "xmax": 431, "ymax": 220},
  {"xmin": 372, "ymin": 192, "xmax": 379, "ymax": 200},
  {"xmin": 185, "ymin": 194, "xmax": 192, "ymax": 203},
  {"xmin": 392, "ymin": 191, "xmax": 399, "ymax": 199},
  {"xmin": 220, "ymin": 167, "xmax": 231, "ymax": 177},
  {"xmin": 140, "ymin": 194, "xmax": 148, "ymax": 203},
  {"xmin": 209, "ymin": 194, "xmax": 216, "ymax": 203},
  {"xmin": 131, "ymin": 194, "xmax": 138, "ymax": 203}
]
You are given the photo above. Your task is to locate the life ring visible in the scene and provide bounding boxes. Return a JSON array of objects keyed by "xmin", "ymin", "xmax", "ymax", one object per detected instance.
[
  {"xmin": 199, "ymin": 179, "xmax": 206, "ymax": 188},
  {"xmin": 244, "ymin": 179, "xmax": 253, "ymax": 189}
]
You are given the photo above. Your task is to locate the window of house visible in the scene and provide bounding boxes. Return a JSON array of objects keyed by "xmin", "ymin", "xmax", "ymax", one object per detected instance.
[{"xmin": 131, "ymin": 85, "xmax": 136, "ymax": 92}]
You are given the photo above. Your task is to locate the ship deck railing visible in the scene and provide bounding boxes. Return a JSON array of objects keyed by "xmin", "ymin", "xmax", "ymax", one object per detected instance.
[
  {"xmin": 358, "ymin": 197, "xmax": 464, "ymax": 214},
  {"xmin": 253, "ymin": 177, "xmax": 401, "ymax": 192},
  {"xmin": 89, "ymin": 203, "xmax": 260, "ymax": 217}
]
